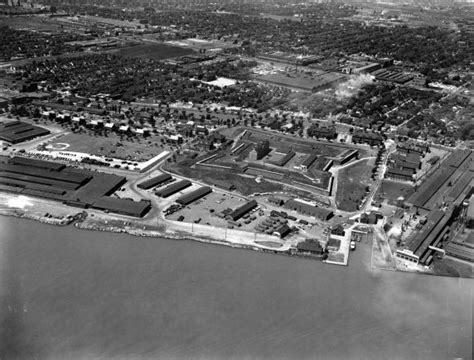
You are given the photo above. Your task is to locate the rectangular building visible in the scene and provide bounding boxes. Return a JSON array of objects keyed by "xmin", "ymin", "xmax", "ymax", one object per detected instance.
[
  {"xmin": 408, "ymin": 166, "xmax": 456, "ymax": 210},
  {"xmin": 176, "ymin": 186, "xmax": 212, "ymax": 206},
  {"xmin": 137, "ymin": 173, "xmax": 172, "ymax": 190},
  {"xmin": 273, "ymin": 224, "xmax": 291, "ymax": 238},
  {"xmin": 0, "ymin": 120, "xmax": 50, "ymax": 144},
  {"xmin": 155, "ymin": 179, "xmax": 192, "ymax": 198},
  {"xmin": 92, "ymin": 197, "xmax": 151, "ymax": 218},
  {"xmin": 385, "ymin": 167, "xmax": 414, "ymax": 181},
  {"xmin": 284, "ymin": 198, "xmax": 334, "ymax": 221},
  {"xmin": 228, "ymin": 200, "xmax": 258, "ymax": 221},
  {"xmin": 297, "ymin": 239, "xmax": 324, "ymax": 255},
  {"xmin": 9, "ymin": 156, "xmax": 65, "ymax": 171}
]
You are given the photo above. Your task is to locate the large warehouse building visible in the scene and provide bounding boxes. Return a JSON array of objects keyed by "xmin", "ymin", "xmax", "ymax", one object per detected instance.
[
  {"xmin": 228, "ymin": 200, "xmax": 258, "ymax": 221},
  {"xmin": 176, "ymin": 186, "xmax": 212, "ymax": 206},
  {"xmin": 155, "ymin": 179, "xmax": 192, "ymax": 198},
  {"xmin": 138, "ymin": 173, "xmax": 172, "ymax": 190},
  {"xmin": 0, "ymin": 156, "xmax": 151, "ymax": 218}
]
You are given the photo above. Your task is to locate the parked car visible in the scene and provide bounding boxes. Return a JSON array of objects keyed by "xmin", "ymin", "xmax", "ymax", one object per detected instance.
[{"xmin": 350, "ymin": 241, "xmax": 356, "ymax": 251}]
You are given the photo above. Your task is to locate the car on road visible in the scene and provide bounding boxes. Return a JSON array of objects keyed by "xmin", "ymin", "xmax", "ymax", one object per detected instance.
[{"xmin": 350, "ymin": 241, "xmax": 356, "ymax": 251}]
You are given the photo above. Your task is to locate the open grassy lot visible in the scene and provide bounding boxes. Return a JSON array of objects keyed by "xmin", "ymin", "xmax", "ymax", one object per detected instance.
[
  {"xmin": 46, "ymin": 132, "xmax": 167, "ymax": 162},
  {"xmin": 432, "ymin": 257, "xmax": 473, "ymax": 278},
  {"xmin": 168, "ymin": 160, "xmax": 284, "ymax": 196},
  {"xmin": 117, "ymin": 43, "xmax": 195, "ymax": 61},
  {"xmin": 335, "ymin": 158, "xmax": 375, "ymax": 212},
  {"xmin": 375, "ymin": 180, "xmax": 415, "ymax": 206}
]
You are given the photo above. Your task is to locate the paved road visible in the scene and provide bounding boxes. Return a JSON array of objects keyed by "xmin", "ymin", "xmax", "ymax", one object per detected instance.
[{"xmin": 359, "ymin": 140, "xmax": 396, "ymax": 214}]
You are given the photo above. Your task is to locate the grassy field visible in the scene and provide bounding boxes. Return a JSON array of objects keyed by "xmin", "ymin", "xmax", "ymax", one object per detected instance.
[
  {"xmin": 335, "ymin": 159, "xmax": 374, "ymax": 212},
  {"xmin": 375, "ymin": 180, "xmax": 415, "ymax": 206},
  {"xmin": 169, "ymin": 161, "xmax": 284, "ymax": 196},
  {"xmin": 117, "ymin": 43, "xmax": 195, "ymax": 61},
  {"xmin": 432, "ymin": 257, "xmax": 473, "ymax": 278},
  {"xmin": 48, "ymin": 132, "xmax": 167, "ymax": 161}
]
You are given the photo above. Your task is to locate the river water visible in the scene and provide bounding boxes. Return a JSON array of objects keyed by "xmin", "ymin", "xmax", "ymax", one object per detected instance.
[{"xmin": 0, "ymin": 216, "xmax": 472, "ymax": 360}]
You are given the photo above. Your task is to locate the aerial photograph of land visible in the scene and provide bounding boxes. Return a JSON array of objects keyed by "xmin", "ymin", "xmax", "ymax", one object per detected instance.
[{"xmin": 0, "ymin": 0, "xmax": 472, "ymax": 359}]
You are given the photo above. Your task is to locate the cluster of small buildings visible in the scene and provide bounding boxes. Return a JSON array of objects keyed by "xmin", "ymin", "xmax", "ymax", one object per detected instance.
[
  {"xmin": 255, "ymin": 72, "xmax": 345, "ymax": 93},
  {"xmin": 254, "ymin": 214, "xmax": 292, "ymax": 238},
  {"xmin": 372, "ymin": 69, "xmax": 414, "ymax": 84},
  {"xmin": 351, "ymin": 131, "xmax": 384, "ymax": 147},
  {"xmin": 385, "ymin": 143, "xmax": 428, "ymax": 182}
]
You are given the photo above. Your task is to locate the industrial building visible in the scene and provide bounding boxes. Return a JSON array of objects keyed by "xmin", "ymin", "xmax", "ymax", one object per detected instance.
[
  {"xmin": 176, "ymin": 186, "xmax": 212, "ymax": 206},
  {"xmin": 92, "ymin": 197, "xmax": 151, "ymax": 218},
  {"xmin": 137, "ymin": 173, "xmax": 172, "ymax": 189},
  {"xmin": 404, "ymin": 210, "xmax": 453, "ymax": 265},
  {"xmin": 0, "ymin": 120, "xmax": 50, "ymax": 144},
  {"xmin": 0, "ymin": 157, "xmax": 152, "ymax": 217},
  {"xmin": 296, "ymin": 239, "xmax": 324, "ymax": 255},
  {"xmin": 408, "ymin": 149, "xmax": 472, "ymax": 211},
  {"xmin": 228, "ymin": 200, "xmax": 258, "ymax": 221},
  {"xmin": 284, "ymin": 198, "xmax": 334, "ymax": 221},
  {"xmin": 8, "ymin": 156, "xmax": 64, "ymax": 171},
  {"xmin": 155, "ymin": 179, "xmax": 192, "ymax": 198},
  {"xmin": 1, "ymin": 162, "xmax": 92, "ymax": 190}
]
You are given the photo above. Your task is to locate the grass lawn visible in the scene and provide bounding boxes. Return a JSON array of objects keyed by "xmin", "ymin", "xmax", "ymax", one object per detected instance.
[
  {"xmin": 254, "ymin": 241, "xmax": 283, "ymax": 248},
  {"xmin": 336, "ymin": 159, "xmax": 374, "ymax": 212},
  {"xmin": 48, "ymin": 132, "xmax": 167, "ymax": 161},
  {"xmin": 117, "ymin": 43, "xmax": 195, "ymax": 61},
  {"xmin": 168, "ymin": 160, "xmax": 284, "ymax": 196},
  {"xmin": 432, "ymin": 257, "xmax": 473, "ymax": 278},
  {"xmin": 375, "ymin": 180, "xmax": 415, "ymax": 206}
]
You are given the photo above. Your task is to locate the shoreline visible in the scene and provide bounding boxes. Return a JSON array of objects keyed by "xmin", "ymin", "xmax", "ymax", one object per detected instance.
[
  {"xmin": 1, "ymin": 209, "xmax": 471, "ymax": 278},
  {"xmin": 0, "ymin": 207, "xmax": 329, "ymax": 262}
]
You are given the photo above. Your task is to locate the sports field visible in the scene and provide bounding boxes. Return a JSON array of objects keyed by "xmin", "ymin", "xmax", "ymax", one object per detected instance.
[{"xmin": 117, "ymin": 43, "xmax": 195, "ymax": 61}]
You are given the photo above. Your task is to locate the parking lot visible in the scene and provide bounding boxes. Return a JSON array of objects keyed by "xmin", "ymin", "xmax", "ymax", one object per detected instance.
[{"xmin": 166, "ymin": 191, "xmax": 252, "ymax": 228}]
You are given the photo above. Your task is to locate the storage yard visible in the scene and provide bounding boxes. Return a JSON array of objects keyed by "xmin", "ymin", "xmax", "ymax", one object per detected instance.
[{"xmin": 166, "ymin": 191, "xmax": 251, "ymax": 228}]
